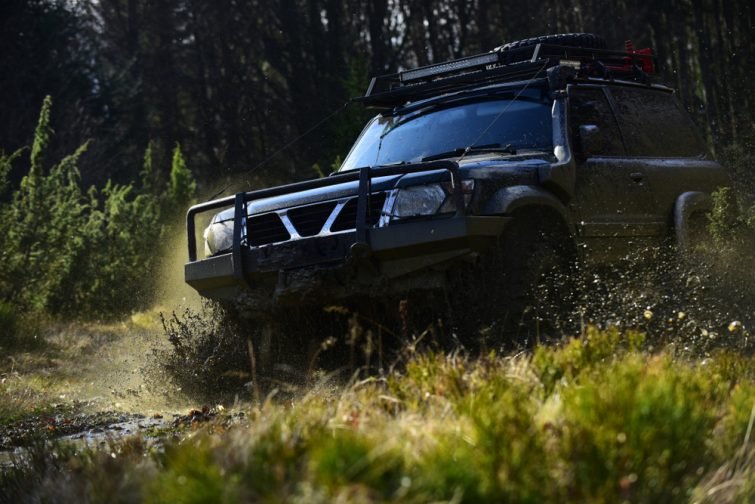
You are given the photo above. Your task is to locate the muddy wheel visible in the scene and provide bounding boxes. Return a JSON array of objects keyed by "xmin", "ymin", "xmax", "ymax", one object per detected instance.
[
  {"xmin": 501, "ymin": 213, "xmax": 577, "ymax": 337},
  {"xmin": 450, "ymin": 210, "xmax": 577, "ymax": 346},
  {"xmin": 244, "ymin": 310, "xmax": 324, "ymax": 381},
  {"xmin": 679, "ymin": 210, "xmax": 713, "ymax": 258}
]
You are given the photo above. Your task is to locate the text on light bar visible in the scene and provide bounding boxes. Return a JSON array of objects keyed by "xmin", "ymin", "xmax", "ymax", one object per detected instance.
[{"xmin": 400, "ymin": 52, "xmax": 501, "ymax": 83}]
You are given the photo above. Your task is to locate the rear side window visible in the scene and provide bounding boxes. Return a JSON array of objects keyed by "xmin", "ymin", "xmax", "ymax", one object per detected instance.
[
  {"xmin": 609, "ymin": 87, "xmax": 704, "ymax": 157},
  {"xmin": 568, "ymin": 87, "xmax": 624, "ymax": 156}
]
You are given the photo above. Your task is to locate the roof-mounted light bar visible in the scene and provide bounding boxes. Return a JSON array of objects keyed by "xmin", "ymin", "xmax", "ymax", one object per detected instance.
[{"xmin": 399, "ymin": 52, "xmax": 501, "ymax": 83}]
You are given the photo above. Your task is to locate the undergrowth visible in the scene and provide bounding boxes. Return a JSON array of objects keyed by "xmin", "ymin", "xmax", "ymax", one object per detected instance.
[
  {"xmin": 3, "ymin": 328, "xmax": 754, "ymax": 503},
  {"xmin": 0, "ymin": 97, "xmax": 196, "ymax": 328}
]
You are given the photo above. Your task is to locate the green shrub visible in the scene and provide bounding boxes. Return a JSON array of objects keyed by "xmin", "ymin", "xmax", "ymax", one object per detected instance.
[
  {"xmin": 309, "ymin": 430, "xmax": 404, "ymax": 498},
  {"xmin": 708, "ymin": 186, "xmax": 752, "ymax": 246},
  {"xmin": 165, "ymin": 142, "xmax": 197, "ymax": 219},
  {"xmin": 558, "ymin": 355, "xmax": 718, "ymax": 503},
  {"xmin": 708, "ymin": 142, "xmax": 755, "ymax": 247},
  {"xmin": 532, "ymin": 326, "xmax": 645, "ymax": 394},
  {"xmin": 148, "ymin": 438, "xmax": 240, "ymax": 504},
  {"xmin": 736, "ymin": 470, "xmax": 755, "ymax": 504},
  {"xmin": 390, "ymin": 352, "xmax": 469, "ymax": 408},
  {"xmin": 0, "ymin": 97, "xmax": 196, "ymax": 319},
  {"xmin": 715, "ymin": 383, "xmax": 755, "ymax": 461},
  {"xmin": 0, "ymin": 147, "xmax": 23, "ymax": 199},
  {"xmin": 413, "ymin": 380, "xmax": 550, "ymax": 503},
  {"xmin": 245, "ymin": 419, "xmax": 311, "ymax": 498}
]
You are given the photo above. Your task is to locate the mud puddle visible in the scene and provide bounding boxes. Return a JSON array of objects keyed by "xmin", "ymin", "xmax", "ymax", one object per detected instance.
[
  {"xmin": 2, "ymin": 409, "xmax": 171, "ymax": 446},
  {"xmin": 0, "ymin": 305, "xmax": 227, "ymax": 469},
  {"xmin": 0, "ymin": 403, "xmax": 248, "ymax": 471}
]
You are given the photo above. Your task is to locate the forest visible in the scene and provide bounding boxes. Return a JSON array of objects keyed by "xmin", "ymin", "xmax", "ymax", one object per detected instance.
[{"xmin": 2, "ymin": 0, "xmax": 753, "ymax": 190}]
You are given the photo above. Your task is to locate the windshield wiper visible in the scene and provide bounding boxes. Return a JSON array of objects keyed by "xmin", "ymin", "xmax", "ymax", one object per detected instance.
[{"xmin": 421, "ymin": 143, "xmax": 516, "ymax": 162}]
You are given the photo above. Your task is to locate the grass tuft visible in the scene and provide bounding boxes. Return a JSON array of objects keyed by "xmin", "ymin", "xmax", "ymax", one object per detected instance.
[{"xmin": 2, "ymin": 328, "xmax": 754, "ymax": 503}]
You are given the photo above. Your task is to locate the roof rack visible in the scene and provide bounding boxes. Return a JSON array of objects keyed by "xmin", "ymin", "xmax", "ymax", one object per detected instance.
[{"xmin": 359, "ymin": 41, "xmax": 656, "ymax": 109}]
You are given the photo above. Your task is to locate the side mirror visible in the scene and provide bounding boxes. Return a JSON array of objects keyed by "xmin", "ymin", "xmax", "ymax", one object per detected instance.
[{"xmin": 578, "ymin": 124, "xmax": 601, "ymax": 158}]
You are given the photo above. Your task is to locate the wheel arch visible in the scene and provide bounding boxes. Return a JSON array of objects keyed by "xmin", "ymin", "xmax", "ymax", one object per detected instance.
[
  {"xmin": 484, "ymin": 185, "xmax": 576, "ymax": 236},
  {"xmin": 674, "ymin": 191, "xmax": 713, "ymax": 250}
]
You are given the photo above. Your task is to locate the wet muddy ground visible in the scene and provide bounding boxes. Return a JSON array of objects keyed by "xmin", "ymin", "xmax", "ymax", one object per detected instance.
[
  {"xmin": 0, "ymin": 307, "xmax": 239, "ymax": 466},
  {"xmin": 1, "ymin": 409, "xmax": 168, "ymax": 463},
  {"xmin": 0, "ymin": 404, "xmax": 250, "ymax": 470}
]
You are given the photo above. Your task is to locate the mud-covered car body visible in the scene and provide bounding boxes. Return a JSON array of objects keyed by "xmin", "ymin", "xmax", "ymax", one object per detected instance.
[{"xmin": 185, "ymin": 35, "xmax": 728, "ymax": 313}]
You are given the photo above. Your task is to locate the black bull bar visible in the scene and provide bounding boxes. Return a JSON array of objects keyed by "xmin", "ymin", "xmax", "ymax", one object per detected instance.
[{"xmin": 185, "ymin": 161, "xmax": 469, "ymax": 289}]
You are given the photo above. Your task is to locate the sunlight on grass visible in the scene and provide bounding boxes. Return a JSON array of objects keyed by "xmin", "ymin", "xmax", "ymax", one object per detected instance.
[{"xmin": 2, "ymin": 327, "xmax": 753, "ymax": 503}]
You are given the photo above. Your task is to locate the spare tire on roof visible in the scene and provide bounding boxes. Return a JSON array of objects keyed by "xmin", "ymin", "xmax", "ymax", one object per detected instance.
[
  {"xmin": 498, "ymin": 33, "xmax": 607, "ymax": 63},
  {"xmin": 500, "ymin": 33, "xmax": 607, "ymax": 51}
]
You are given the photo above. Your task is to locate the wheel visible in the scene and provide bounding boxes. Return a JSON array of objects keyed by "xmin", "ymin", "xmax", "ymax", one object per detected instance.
[
  {"xmin": 244, "ymin": 308, "xmax": 323, "ymax": 380},
  {"xmin": 449, "ymin": 211, "xmax": 577, "ymax": 346},
  {"xmin": 681, "ymin": 210, "xmax": 711, "ymax": 256},
  {"xmin": 499, "ymin": 214, "xmax": 577, "ymax": 335}
]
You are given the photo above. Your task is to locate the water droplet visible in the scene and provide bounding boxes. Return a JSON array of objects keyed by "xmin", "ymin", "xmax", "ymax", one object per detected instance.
[{"xmin": 728, "ymin": 321, "xmax": 742, "ymax": 333}]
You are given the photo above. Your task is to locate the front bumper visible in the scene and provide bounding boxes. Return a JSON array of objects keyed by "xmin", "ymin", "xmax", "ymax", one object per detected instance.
[{"xmin": 185, "ymin": 215, "xmax": 509, "ymax": 305}]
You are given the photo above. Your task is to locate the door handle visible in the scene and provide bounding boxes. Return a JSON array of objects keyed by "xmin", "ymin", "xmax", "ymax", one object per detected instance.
[{"xmin": 630, "ymin": 172, "xmax": 644, "ymax": 183}]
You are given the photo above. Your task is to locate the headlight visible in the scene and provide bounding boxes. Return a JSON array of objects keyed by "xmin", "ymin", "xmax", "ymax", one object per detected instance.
[
  {"xmin": 204, "ymin": 218, "xmax": 234, "ymax": 256},
  {"xmin": 392, "ymin": 184, "xmax": 446, "ymax": 219},
  {"xmin": 391, "ymin": 180, "xmax": 475, "ymax": 220}
]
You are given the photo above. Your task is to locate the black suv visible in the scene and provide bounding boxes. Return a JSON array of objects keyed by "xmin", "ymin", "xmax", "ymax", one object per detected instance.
[{"xmin": 184, "ymin": 33, "xmax": 728, "ymax": 341}]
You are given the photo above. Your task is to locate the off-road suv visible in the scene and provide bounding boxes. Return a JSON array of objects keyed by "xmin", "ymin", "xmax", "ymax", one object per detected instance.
[{"xmin": 184, "ymin": 33, "xmax": 728, "ymax": 349}]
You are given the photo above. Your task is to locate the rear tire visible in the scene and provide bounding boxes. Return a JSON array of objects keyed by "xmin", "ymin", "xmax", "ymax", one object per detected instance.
[{"xmin": 680, "ymin": 211, "xmax": 712, "ymax": 256}]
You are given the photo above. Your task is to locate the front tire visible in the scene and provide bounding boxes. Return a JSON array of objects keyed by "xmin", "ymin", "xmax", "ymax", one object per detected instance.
[{"xmin": 450, "ymin": 212, "xmax": 577, "ymax": 346}]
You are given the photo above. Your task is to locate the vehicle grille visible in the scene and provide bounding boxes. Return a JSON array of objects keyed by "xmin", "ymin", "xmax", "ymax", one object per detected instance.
[
  {"xmin": 331, "ymin": 193, "xmax": 387, "ymax": 232},
  {"xmin": 245, "ymin": 192, "xmax": 389, "ymax": 248},
  {"xmin": 246, "ymin": 213, "xmax": 290, "ymax": 246},
  {"xmin": 287, "ymin": 201, "xmax": 339, "ymax": 237}
]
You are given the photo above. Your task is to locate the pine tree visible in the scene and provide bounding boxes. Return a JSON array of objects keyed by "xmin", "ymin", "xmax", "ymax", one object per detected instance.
[{"xmin": 167, "ymin": 142, "xmax": 196, "ymax": 215}]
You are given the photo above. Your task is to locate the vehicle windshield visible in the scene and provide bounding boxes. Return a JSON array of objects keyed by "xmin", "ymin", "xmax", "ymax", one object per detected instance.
[{"xmin": 339, "ymin": 92, "xmax": 554, "ymax": 170}]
